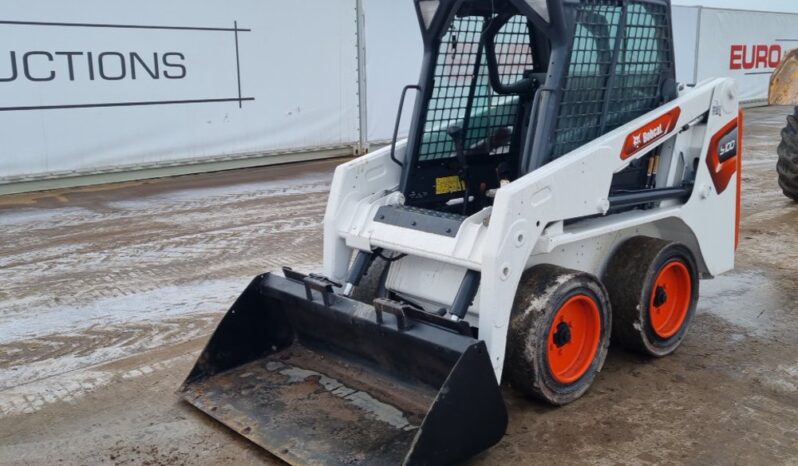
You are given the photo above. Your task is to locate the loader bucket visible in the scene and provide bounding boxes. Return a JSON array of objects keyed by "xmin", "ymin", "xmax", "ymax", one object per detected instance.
[
  {"xmin": 770, "ymin": 49, "xmax": 798, "ymax": 105},
  {"xmin": 179, "ymin": 271, "xmax": 507, "ymax": 465}
]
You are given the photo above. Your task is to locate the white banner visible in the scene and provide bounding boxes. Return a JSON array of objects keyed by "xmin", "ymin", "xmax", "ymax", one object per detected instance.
[
  {"xmin": 5, "ymin": 3, "xmax": 795, "ymax": 188},
  {"xmin": 672, "ymin": 6, "xmax": 699, "ymax": 86},
  {"xmin": 695, "ymin": 8, "xmax": 798, "ymax": 104},
  {"xmin": 0, "ymin": 0, "xmax": 360, "ymax": 182},
  {"xmin": 363, "ymin": 0, "xmax": 423, "ymax": 142}
]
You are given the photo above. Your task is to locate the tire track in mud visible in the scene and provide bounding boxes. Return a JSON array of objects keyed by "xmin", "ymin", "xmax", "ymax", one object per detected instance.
[
  {"xmin": 0, "ymin": 315, "xmax": 219, "ymax": 390},
  {"xmin": 0, "ymin": 351, "xmax": 192, "ymax": 418},
  {"xmin": 0, "ymin": 169, "xmax": 332, "ymax": 417},
  {"xmin": 1, "ymin": 193, "xmax": 325, "ymax": 275},
  {"xmin": 1, "ymin": 192, "xmax": 326, "ymax": 306}
]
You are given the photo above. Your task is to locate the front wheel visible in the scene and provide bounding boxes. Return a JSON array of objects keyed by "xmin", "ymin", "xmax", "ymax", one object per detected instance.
[{"xmin": 505, "ymin": 265, "xmax": 611, "ymax": 405}]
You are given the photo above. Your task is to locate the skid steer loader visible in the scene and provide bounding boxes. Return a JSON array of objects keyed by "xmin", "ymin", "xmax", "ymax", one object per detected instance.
[
  {"xmin": 180, "ymin": 0, "xmax": 741, "ymax": 464},
  {"xmin": 769, "ymin": 49, "xmax": 798, "ymax": 201}
]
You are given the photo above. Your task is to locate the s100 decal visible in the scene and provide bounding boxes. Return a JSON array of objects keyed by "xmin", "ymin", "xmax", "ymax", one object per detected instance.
[{"xmin": 707, "ymin": 113, "xmax": 742, "ymax": 194}]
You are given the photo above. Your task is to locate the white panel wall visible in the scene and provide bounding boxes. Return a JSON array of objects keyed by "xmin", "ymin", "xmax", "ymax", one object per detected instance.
[
  {"xmin": 3, "ymin": 3, "xmax": 797, "ymax": 190},
  {"xmin": 363, "ymin": 0, "xmax": 423, "ymax": 142},
  {"xmin": 695, "ymin": 8, "xmax": 798, "ymax": 104},
  {"xmin": 672, "ymin": 5, "xmax": 699, "ymax": 86},
  {"xmin": 0, "ymin": 0, "xmax": 360, "ymax": 182}
]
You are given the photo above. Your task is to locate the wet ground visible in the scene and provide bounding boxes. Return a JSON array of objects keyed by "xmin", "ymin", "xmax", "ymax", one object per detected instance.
[{"xmin": 1, "ymin": 106, "xmax": 797, "ymax": 465}]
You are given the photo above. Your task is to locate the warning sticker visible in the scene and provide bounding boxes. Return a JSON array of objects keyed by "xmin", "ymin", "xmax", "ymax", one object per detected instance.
[{"xmin": 435, "ymin": 176, "xmax": 465, "ymax": 195}]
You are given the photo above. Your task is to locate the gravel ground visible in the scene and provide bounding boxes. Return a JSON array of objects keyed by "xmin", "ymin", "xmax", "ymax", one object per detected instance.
[{"xmin": 0, "ymin": 106, "xmax": 796, "ymax": 465}]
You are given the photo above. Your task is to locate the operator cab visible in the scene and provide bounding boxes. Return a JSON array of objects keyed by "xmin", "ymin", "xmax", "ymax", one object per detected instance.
[{"xmin": 392, "ymin": 0, "xmax": 676, "ymax": 219}]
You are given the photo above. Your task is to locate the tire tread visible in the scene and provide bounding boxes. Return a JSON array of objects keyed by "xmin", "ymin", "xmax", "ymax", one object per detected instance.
[{"xmin": 778, "ymin": 108, "xmax": 798, "ymax": 201}]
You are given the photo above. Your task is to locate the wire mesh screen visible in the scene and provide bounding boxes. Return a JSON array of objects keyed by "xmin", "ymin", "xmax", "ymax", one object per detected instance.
[
  {"xmin": 551, "ymin": 0, "xmax": 673, "ymax": 159},
  {"xmin": 494, "ymin": 17, "xmax": 535, "ymax": 90},
  {"xmin": 605, "ymin": 2, "xmax": 672, "ymax": 131},
  {"xmin": 417, "ymin": 16, "xmax": 482, "ymax": 162},
  {"xmin": 417, "ymin": 15, "xmax": 534, "ymax": 162},
  {"xmin": 552, "ymin": 1, "xmax": 622, "ymax": 158}
]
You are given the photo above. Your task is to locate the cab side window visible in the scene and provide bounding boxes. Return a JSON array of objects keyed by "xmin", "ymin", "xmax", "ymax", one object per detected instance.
[
  {"xmin": 552, "ymin": 4, "xmax": 622, "ymax": 158},
  {"xmin": 605, "ymin": 2, "xmax": 673, "ymax": 131},
  {"xmin": 551, "ymin": 1, "xmax": 674, "ymax": 159}
]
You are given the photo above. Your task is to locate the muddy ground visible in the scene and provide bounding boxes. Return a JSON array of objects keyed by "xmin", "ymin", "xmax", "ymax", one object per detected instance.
[{"xmin": 1, "ymin": 106, "xmax": 797, "ymax": 465}]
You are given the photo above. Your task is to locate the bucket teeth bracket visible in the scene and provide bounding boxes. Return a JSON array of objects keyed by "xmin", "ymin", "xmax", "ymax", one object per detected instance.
[
  {"xmin": 373, "ymin": 298, "xmax": 415, "ymax": 331},
  {"xmin": 303, "ymin": 276, "xmax": 337, "ymax": 306},
  {"xmin": 282, "ymin": 267, "xmax": 342, "ymax": 307}
]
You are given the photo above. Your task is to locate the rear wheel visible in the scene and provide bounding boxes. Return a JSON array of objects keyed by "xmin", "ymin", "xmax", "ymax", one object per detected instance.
[
  {"xmin": 777, "ymin": 108, "xmax": 798, "ymax": 201},
  {"xmin": 505, "ymin": 265, "xmax": 611, "ymax": 405},
  {"xmin": 603, "ymin": 237, "xmax": 699, "ymax": 357}
]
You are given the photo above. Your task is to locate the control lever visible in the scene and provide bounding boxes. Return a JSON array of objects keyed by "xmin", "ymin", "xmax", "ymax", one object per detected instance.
[{"xmin": 447, "ymin": 125, "xmax": 470, "ymax": 214}]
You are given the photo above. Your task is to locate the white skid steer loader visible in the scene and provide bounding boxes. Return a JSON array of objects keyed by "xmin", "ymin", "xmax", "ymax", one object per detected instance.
[{"xmin": 180, "ymin": 0, "xmax": 742, "ymax": 464}]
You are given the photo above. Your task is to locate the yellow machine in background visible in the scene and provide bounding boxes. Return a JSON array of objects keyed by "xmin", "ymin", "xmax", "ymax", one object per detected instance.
[
  {"xmin": 770, "ymin": 49, "xmax": 798, "ymax": 106},
  {"xmin": 770, "ymin": 49, "xmax": 798, "ymax": 201}
]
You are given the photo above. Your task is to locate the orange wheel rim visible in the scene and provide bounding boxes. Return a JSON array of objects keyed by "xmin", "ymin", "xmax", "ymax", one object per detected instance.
[
  {"xmin": 649, "ymin": 260, "xmax": 692, "ymax": 339},
  {"xmin": 546, "ymin": 294, "xmax": 601, "ymax": 385}
]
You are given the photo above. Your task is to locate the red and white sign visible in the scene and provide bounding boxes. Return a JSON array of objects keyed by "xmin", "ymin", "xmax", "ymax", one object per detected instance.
[
  {"xmin": 729, "ymin": 44, "xmax": 783, "ymax": 71},
  {"xmin": 696, "ymin": 8, "xmax": 798, "ymax": 103}
]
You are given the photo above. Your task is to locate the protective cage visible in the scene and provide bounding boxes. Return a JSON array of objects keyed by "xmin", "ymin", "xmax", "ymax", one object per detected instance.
[
  {"xmin": 401, "ymin": 0, "xmax": 550, "ymax": 208},
  {"xmin": 400, "ymin": 0, "xmax": 676, "ymax": 207}
]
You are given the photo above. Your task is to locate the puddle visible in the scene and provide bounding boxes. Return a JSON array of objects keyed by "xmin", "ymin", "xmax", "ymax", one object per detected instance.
[{"xmin": 699, "ymin": 270, "xmax": 788, "ymax": 336}]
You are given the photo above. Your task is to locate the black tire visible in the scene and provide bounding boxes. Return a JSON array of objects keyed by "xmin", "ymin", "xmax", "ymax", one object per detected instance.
[
  {"xmin": 505, "ymin": 264, "xmax": 611, "ymax": 406},
  {"xmin": 777, "ymin": 108, "xmax": 798, "ymax": 202},
  {"xmin": 350, "ymin": 255, "xmax": 391, "ymax": 304},
  {"xmin": 603, "ymin": 237, "xmax": 699, "ymax": 357}
]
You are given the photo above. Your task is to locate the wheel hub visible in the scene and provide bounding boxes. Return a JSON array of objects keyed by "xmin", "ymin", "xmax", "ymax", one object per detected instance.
[
  {"xmin": 546, "ymin": 294, "xmax": 602, "ymax": 385},
  {"xmin": 649, "ymin": 260, "xmax": 692, "ymax": 339},
  {"xmin": 553, "ymin": 321, "xmax": 572, "ymax": 348},
  {"xmin": 653, "ymin": 286, "xmax": 668, "ymax": 307}
]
